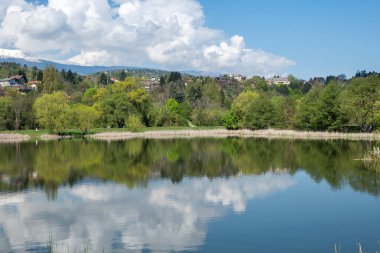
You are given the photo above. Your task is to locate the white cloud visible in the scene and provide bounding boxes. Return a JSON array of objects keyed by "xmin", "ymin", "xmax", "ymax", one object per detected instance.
[
  {"xmin": 0, "ymin": 0, "xmax": 32, "ymax": 23},
  {"xmin": 203, "ymin": 35, "xmax": 246, "ymax": 68},
  {"xmin": 0, "ymin": 174, "xmax": 295, "ymax": 253},
  {"xmin": 0, "ymin": 0, "xmax": 295, "ymax": 76}
]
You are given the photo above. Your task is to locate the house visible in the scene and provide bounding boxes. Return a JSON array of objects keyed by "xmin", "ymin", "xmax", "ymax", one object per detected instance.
[
  {"xmin": 215, "ymin": 76, "xmax": 228, "ymax": 87},
  {"xmin": 149, "ymin": 77, "xmax": 157, "ymax": 82},
  {"xmin": 110, "ymin": 77, "xmax": 120, "ymax": 83},
  {"xmin": 143, "ymin": 80, "xmax": 159, "ymax": 92},
  {"xmin": 229, "ymin": 74, "xmax": 244, "ymax": 82},
  {"xmin": 266, "ymin": 77, "xmax": 290, "ymax": 85},
  {"xmin": 0, "ymin": 75, "xmax": 26, "ymax": 87},
  {"xmin": 27, "ymin": 80, "xmax": 42, "ymax": 90}
]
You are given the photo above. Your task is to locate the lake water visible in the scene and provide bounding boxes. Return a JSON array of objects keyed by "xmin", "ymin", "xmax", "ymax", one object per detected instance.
[{"xmin": 0, "ymin": 138, "xmax": 379, "ymax": 253}]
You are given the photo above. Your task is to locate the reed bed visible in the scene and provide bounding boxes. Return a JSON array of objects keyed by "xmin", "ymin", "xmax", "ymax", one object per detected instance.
[
  {"xmin": 90, "ymin": 129, "xmax": 380, "ymax": 141},
  {"xmin": 362, "ymin": 147, "xmax": 380, "ymax": 161},
  {"xmin": 40, "ymin": 134, "xmax": 63, "ymax": 140},
  {"xmin": 3, "ymin": 129, "xmax": 380, "ymax": 142},
  {"xmin": 0, "ymin": 133, "xmax": 30, "ymax": 143}
]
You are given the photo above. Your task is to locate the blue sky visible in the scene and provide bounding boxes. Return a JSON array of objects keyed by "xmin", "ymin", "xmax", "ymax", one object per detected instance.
[
  {"xmin": 198, "ymin": 0, "xmax": 380, "ymax": 78},
  {"xmin": 7, "ymin": 0, "xmax": 380, "ymax": 78}
]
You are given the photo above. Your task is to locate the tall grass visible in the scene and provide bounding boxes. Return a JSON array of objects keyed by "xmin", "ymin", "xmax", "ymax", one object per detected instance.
[
  {"xmin": 4, "ymin": 128, "xmax": 380, "ymax": 142},
  {"xmin": 0, "ymin": 133, "xmax": 29, "ymax": 142},
  {"xmin": 90, "ymin": 129, "xmax": 380, "ymax": 141}
]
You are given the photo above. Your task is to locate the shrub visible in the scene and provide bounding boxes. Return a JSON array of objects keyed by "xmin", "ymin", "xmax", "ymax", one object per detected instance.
[
  {"xmin": 222, "ymin": 110, "xmax": 241, "ymax": 130},
  {"xmin": 125, "ymin": 114, "xmax": 143, "ymax": 132}
]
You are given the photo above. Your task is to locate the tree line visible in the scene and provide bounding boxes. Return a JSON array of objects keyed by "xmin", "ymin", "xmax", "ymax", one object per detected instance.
[
  {"xmin": 1, "ymin": 62, "xmax": 380, "ymax": 133},
  {"xmin": 223, "ymin": 75, "xmax": 380, "ymax": 132}
]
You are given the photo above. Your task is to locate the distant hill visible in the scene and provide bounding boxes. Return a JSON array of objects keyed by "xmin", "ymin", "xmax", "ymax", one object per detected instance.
[{"xmin": 0, "ymin": 48, "xmax": 221, "ymax": 77}]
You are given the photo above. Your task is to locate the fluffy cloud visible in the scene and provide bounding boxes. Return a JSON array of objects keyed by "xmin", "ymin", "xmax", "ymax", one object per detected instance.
[
  {"xmin": 0, "ymin": 173, "xmax": 295, "ymax": 253},
  {"xmin": 0, "ymin": 0, "xmax": 295, "ymax": 76}
]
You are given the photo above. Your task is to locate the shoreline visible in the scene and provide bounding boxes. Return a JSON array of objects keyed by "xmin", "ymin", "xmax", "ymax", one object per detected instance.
[
  {"xmin": 89, "ymin": 129, "xmax": 380, "ymax": 141},
  {"xmin": 0, "ymin": 133, "xmax": 30, "ymax": 143},
  {"xmin": 2, "ymin": 129, "xmax": 380, "ymax": 142}
]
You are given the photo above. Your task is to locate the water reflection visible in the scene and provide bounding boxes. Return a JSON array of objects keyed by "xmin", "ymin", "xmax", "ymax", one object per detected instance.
[
  {"xmin": 0, "ymin": 138, "xmax": 379, "ymax": 196},
  {"xmin": 0, "ymin": 138, "xmax": 380, "ymax": 252},
  {"xmin": 0, "ymin": 174, "xmax": 294, "ymax": 252}
]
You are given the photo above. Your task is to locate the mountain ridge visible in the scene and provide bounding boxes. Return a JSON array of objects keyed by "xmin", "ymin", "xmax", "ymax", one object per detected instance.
[{"xmin": 0, "ymin": 48, "xmax": 220, "ymax": 77}]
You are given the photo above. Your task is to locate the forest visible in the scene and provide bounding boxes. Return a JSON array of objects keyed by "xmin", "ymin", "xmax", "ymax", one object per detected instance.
[{"xmin": 1, "ymin": 62, "xmax": 380, "ymax": 134}]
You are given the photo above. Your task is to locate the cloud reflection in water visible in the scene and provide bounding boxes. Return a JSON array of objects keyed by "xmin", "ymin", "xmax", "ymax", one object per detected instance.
[{"xmin": 0, "ymin": 173, "xmax": 295, "ymax": 252}]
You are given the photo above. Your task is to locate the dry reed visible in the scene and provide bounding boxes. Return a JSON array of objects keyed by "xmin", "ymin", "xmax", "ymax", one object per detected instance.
[
  {"xmin": 40, "ymin": 134, "xmax": 62, "ymax": 140},
  {"xmin": 90, "ymin": 129, "xmax": 380, "ymax": 141},
  {"xmin": 0, "ymin": 133, "xmax": 30, "ymax": 143}
]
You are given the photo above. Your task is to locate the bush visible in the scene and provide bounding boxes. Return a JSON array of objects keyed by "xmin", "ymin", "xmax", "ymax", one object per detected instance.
[
  {"xmin": 192, "ymin": 108, "xmax": 225, "ymax": 126},
  {"xmin": 125, "ymin": 114, "xmax": 143, "ymax": 132},
  {"xmin": 222, "ymin": 110, "xmax": 241, "ymax": 130}
]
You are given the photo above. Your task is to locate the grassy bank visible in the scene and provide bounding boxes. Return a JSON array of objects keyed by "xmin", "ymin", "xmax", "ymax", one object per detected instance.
[{"xmin": 3, "ymin": 128, "xmax": 380, "ymax": 142}]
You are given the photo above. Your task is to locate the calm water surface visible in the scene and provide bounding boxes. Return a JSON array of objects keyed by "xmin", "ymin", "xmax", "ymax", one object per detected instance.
[{"xmin": 0, "ymin": 138, "xmax": 379, "ymax": 253}]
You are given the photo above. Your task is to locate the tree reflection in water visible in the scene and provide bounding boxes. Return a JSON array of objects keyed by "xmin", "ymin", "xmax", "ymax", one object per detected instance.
[
  {"xmin": 0, "ymin": 138, "xmax": 379, "ymax": 252},
  {"xmin": 0, "ymin": 138, "xmax": 378, "ymax": 196}
]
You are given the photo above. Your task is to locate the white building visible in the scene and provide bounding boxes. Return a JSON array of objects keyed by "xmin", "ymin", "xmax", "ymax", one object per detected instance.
[
  {"xmin": 229, "ymin": 74, "xmax": 244, "ymax": 82},
  {"xmin": 266, "ymin": 77, "xmax": 290, "ymax": 85}
]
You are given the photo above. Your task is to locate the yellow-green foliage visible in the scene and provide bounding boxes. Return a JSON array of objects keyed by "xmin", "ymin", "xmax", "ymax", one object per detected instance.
[
  {"xmin": 230, "ymin": 90, "xmax": 259, "ymax": 128},
  {"xmin": 71, "ymin": 104, "xmax": 100, "ymax": 133},
  {"xmin": 42, "ymin": 65, "xmax": 61, "ymax": 93},
  {"xmin": 34, "ymin": 91, "xmax": 71, "ymax": 133},
  {"xmin": 125, "ymin": 114, "xmax": 143, "ymax": 131},
  {"xmin": 232, "ymin": 90, "xmax": 259, "ymax": 115}
]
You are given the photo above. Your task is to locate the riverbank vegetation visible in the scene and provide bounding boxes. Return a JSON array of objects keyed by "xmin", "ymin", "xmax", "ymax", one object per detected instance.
[{"xmin": 1, "ymin": 62, "xmax": 380, "ymax": 134}]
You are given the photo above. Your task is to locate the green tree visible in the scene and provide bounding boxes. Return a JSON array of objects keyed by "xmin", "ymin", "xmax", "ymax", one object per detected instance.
[
  {"xmin": 42, "ymin": 65, "xmax": 61, "ymax": 93},
  {"xmin": 252, "ymin": 76, "xmax": 268, "ymax": 91},
  {"xmin": 340, "ymin": 76, "xmax": 379, "ymax": 132},
  {"xmin": 275, "ymin": 84, "xmax": 290, "ymax": 96},
  {"xmin": 100, "ymin": 93, "xmax": 135, "ymax": 127},
  {"xmin": 203, "ymin": 79, "xmax": 221, "ymax": 105},
  {"xmin": 119, "ymin": 70, "xmax": 127, "ymax": 81},
  {"xmin": 272, "ymin": 96, "xmax": 296, "ymax": 129},
  {"xmin": 125, "ymin": 114, "xmax": 143, "ymax": 131},
  {"xmin": 315, "ymin": 82, "xmax": 343, "ymax": 131},
  {"xmin": 187, "ymin": 82, "xmax": 202, "ymax": 104},
  {"xmin": 0, "ymin": 96, "xmax": 11, "ymax": 130},
  {"xmin": 71, "ymin": 104, "xmax": 100, "ymax": 134},
  {"xmin": 82, "ymin": 88, "xmax": 98, "ymax": 105},
  {"xmin": 159, "ymin": 98, "xmax": 187, "ymax": 126},
  {"xmin": 168, "ymin": 72, "xmax": 182, "ymax": 83},
  {"xmin": 98, "ymin": 78, "xmax": 154, "ymax": 127},
  {"xmin": 178, "ymin": 100, "xmax": 192, "ymax": 119},
  {"xmin": 295, "ymin": 87, "xmax": 322, "ymax": 130},
  {"xmin": 65, "ymin": 70, "xmax": 75, "ymax": 83},
  {"xmin": 34, "ymin": 92, "xmax": 71, "ymax": 133},
  {"xmin": 231, "ymin": 90, "xmax": 260, "ymax": 128},
  {"xmin": 169, "ymin": 81, "xmax": 185, "ymax": 103},
  {"xmin": 99, "ymin": 72, "xmax": 108, "ymax": 85},
  {"xmin": 222, "ymin": 110, "xmax": 241, "ymax": 130},
  {"xmin": 247, "ymin": 96, "xmax": 275, "ymax": 130},
  {"xmin": 165, "ymin": 98, "xmax": 179, "ymax": 113},
  {"xmin": 159, "ymin": 76, "xmax": 166, "ymax": 86},
  {"xmin": 11, "ymin": 93, "xmax": 27, "ymax": 130},
  {"xmin": 296, "ymin": 83, "xmax": 343, "ymax": 131}
]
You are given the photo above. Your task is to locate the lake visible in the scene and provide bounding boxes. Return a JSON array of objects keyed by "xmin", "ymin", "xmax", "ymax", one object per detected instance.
[{"xmin": 0, "ymin": 138, "xmax": 379, "ymax": 253}]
